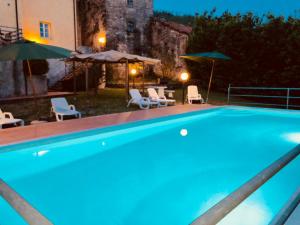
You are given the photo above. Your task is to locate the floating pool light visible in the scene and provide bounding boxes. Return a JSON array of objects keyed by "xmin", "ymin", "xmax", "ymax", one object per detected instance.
[{"xmin": 180, "ymin": 129, "xmax": 188, "ymax": 137}]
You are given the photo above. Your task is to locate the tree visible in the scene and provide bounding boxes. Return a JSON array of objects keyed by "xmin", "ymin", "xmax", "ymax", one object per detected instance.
[{"xmin": 186, "ymin": 11, "xmax": 300, "ymax": 92}]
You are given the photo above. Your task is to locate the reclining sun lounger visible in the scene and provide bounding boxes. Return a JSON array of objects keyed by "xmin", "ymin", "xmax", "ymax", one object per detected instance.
[
  {"xmin": 127, "ymin": 89, "xmax": 159, "ymax": 109},
  {"xmin": 147, "ymin": 88, "xmax": 176, "ymax": 107},
  {"xmin": 0, "ymin": 109, "xmax": 24, "ymax": 129},
  {"xmin": 51, "ymin": 98, "xmax": 81, "ymax": 122}
]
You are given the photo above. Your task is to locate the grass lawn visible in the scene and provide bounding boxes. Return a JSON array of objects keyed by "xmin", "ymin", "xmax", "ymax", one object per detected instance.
[{"xmin": 1, "ymin": 88, "xmax": 228, "ymax": 125}]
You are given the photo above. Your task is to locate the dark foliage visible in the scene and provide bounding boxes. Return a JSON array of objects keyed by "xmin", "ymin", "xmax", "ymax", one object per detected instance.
[
  {"xmin": 187, "ymin": 10, "xmax": 300, "ymax": 92},
  {"xmin": 23, "ymin": 60, "xmax": 49, "ymax": 76}
]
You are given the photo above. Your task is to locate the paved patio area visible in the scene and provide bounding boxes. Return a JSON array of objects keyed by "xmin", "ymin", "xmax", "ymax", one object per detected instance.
[{"xmin": 0, "ymin": 104, "xmax": 216, "ymax": 146}]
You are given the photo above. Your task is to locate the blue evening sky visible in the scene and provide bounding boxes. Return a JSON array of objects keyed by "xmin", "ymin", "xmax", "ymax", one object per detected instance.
[{"xmin": 154, "ymin": 0, "xmax": 300, "ymax": 17}]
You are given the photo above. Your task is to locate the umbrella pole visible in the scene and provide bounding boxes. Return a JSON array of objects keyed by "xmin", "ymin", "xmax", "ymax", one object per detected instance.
[
  {"xmin": 206, "ymin": 60, "xmax": 215, "ymax": 103},
  {"xmin": 142, "ymin": 62, "xmax": 145, "ymax": 95},
  {"xmin": 23, "ymin": 61, "xmax": 28, "ymax": 96},
  {"xmin": 126, "ymin": 60, "xmax": 129, "ymax": 102},
  {"xmin": 26, "ymin": 60, "xmax": 39, "ymax": 118},
  {"xmin": 85, "ymin": 63, "xmax": 89, "ymax": 93},
  {"xmin": 73, "ymin": 61, "xmax": 77, "ymax": 94}
]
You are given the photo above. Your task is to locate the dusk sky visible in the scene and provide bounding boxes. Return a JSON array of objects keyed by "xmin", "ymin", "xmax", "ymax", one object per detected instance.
[{"xmin": 154, "ymin": 0, "xmax": 300, "ymax": 16}]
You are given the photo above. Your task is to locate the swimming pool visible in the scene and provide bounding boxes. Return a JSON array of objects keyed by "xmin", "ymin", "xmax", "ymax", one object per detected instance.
[{"xmin": 1, "ymin": 106, "xmax": 300, "ymax": 225}]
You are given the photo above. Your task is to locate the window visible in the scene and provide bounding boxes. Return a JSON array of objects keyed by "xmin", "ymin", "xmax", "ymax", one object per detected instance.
[
  {"xmin": 127, "ymin": 0, "xmax": 133, "ymax": 8},
  {"xmin": 127, "ymin": 20, "xmax": 135, "ymax": 33},
  {"xmin": 40, "ymin": 22, "xmax": 50, "ymax": 39}
]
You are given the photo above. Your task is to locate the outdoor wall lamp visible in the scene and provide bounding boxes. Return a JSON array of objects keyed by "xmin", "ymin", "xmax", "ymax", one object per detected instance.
[
  {"xmin": 130, "ymin": 68, "xmax": 137, "ymax": 76},
  {"xmin": 98, "ymin": 37, "xmax": 106, "ymax": 45},
  {"xmin": 130, "ymin": 68, "xmax": 138, "ymax": 88},
  {"xmin": 180, "ymin": 72, "xmax": 189, "ymax": 82},
  {"xmin": 180, "ymin": 72, "xmax": 189, "ymax": 104},
  {"xmin": 98, "ymin": 36, "xmax": 106, "ymax": 51}
]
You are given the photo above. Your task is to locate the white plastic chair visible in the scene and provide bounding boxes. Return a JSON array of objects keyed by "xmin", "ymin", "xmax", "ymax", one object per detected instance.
[
  {"xmin": 51, "ymin": 98, "xmax": 81, "ymax": 122},
  {"xmin": 157, "ymin": 87, "xmax": 166, "ymax": 98},
  {"xmin": 147, "ymin": 88, "xmax": 176, "ymax": 107},
  {"xmin": 0, "ymin": 109, "xmax": 24, "ymax": 129},
  {"xmin": 187, "ymin": 85, "xmax": 204, "ymax": 104},
  {"xmin": 127, "ymin": 89, "xmax": 158, "ymax": 109}
]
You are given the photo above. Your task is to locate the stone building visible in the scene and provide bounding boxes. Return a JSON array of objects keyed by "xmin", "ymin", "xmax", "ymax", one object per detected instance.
[
  {"xmin": 0, "ymin": 0, "xmax": 191, "ymax": 97},
  {"xmin": 77, "ymin": 0, "xmax": 153, "ymax": 54},
  {"xmin": 76, "ymin": 0, "xmax": 153, "ymax": 84}
]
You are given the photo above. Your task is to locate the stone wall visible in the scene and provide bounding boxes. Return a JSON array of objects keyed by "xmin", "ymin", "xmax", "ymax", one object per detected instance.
[
  {"xmin": 97, "ymin": 0, "xmax": 154, "ymax": 84},
  {"xmin": 76, "ymin": 0, "xmax": 153, "ymax": 54},
  {"xmin": 148, "ymin": 18, "xmax": 192, "ymax": 80},
  {"xmin": 77, "ymin": 0, "xmax": 106, "ymax": 51},
  {"xmin": 105, "ymin": 0, "xmax": 153, "ymax": 54}
]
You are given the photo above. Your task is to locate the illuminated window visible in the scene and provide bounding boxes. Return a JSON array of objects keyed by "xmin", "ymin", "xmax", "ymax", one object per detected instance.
[
  {"xmin": 40, "ymin": 22, "xmax": 50, "ymax": 39},
  {"xmin": 127, "ymin": 20, "xmax": 135, "ymax": 33},
  {"xmin": 127, "ymin": 0, "xmax": 133, "ymax": 8}
]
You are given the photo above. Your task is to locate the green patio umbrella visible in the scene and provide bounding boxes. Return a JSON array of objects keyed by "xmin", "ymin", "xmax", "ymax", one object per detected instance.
[
  {"xmin": 181, "ymin": 52, "xmax": 231, "ymax": 103},
  {"xmin": 0, "ymin": 40, "xmax": 72, "ymax": 118}
]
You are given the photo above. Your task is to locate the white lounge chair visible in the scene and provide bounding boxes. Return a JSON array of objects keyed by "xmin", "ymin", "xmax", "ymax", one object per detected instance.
[
  {"xmin": 51, "ymin": 98, "xmax": 81, "ymax": 122},
  {"xmin": 127, "ymin": 89, "xmax": 158, "ymax": 109},
  {"xmin": 187, "ymin": 85, "xmax": 204, "ymax": 104},
  {"xmin": 147, "ymin": 88, "xmax": 176, "ymax": 107},
  {"xmin": 0, "ymin": 109, "xmax": 24, "ymax": 129}
]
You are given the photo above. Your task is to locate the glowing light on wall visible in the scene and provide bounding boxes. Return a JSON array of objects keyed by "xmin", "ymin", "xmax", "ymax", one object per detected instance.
[
  {"xmin": 23, "ymin": 31, "xmax": 47, "ymax": 44},
  {"xmin": 98, "ymin": 37, "xmax": 106, "ymax": 45}
]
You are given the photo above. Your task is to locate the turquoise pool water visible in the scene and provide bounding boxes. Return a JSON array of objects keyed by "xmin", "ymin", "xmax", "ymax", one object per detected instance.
[{"xmin": 1, "ymin": 106, "xmax": 300, "ymax": 225}]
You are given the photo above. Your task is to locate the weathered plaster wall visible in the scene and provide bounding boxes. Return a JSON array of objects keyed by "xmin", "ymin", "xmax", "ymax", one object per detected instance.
[
  {"xmin": 0, "ymin": 0, "xmax": 18, "ymax": 28},
  {"xmin": 20, "ymin": 0, "xmax": 76, "ymax": 50},
  {"xmin": 0, "ymin": 60, "xmax": 48, "ymax": 98},
  {"xmin": 0, "ymin": 62, "xmax": 16, "ymax": 98},
  {"xmin": 0, "ymin": 61, "xmax": 27, "ymax": 98}
]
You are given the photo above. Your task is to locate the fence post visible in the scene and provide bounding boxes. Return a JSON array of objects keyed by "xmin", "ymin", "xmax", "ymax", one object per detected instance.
[
  {"xmin": 227, "ymin": 84, "xmax": 231, "ymax": 105},
  {"xmin": 287, "ymin": 88, "xmax": 290, "ymax": 109}
]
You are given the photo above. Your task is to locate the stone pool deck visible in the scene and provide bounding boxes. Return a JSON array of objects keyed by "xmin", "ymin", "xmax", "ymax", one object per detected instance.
[{"xmin": 0, "ymin": 104, "xmax": 216, "ymax": 146}]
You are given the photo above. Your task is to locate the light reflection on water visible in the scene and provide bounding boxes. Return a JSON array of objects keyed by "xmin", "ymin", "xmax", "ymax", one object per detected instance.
[
  {"xmin": 284, "ymin": 132, "xmax": 300, "ymax": 144},
  {"xmin": 180, "ymin": 129, "xmax": 188, "ymax": 137},
  {"xmin": 199, "ymin": 193, "xmax": 272, "ymax": 225},
  {"xmin": 33, "ymin": 150, "xmax": 49, "ymax": 157}
]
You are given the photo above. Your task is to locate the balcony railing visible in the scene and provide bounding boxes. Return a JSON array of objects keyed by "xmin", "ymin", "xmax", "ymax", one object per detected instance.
[
  {"xmin": 227, "ymin": 85, "xmax": 300, "ymax": 109},
  {"xmin": 0, "ymin": 26, "xmax": 23, "ymax": 45}
]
